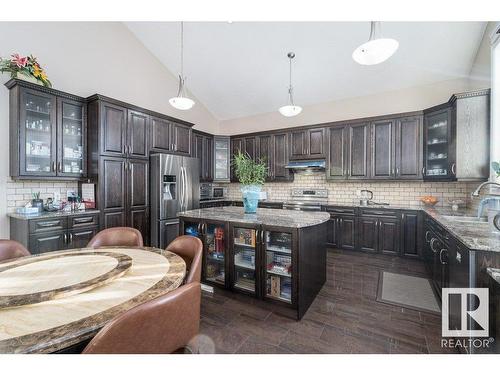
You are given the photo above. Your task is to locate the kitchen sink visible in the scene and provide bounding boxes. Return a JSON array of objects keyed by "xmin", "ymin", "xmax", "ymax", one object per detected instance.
[{"xmin": 442, "ymin": 215, "xmax": 488, "ymax": 223}]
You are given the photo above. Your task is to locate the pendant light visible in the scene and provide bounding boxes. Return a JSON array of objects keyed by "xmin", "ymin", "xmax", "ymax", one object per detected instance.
[
  {"xmin": 169, "ymin": 22, "xmax": 195, "ymax": 110},
  {"xmin": 352, "ymin": 21, "xmax": 399, "ymax": 65},
  {"xmin": 279, "ymin": 52, "xmax": 302, "ymax": 117}
]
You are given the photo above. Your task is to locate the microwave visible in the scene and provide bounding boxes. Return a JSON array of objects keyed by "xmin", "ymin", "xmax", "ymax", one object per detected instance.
[{"xmin": 212, "ymin": 187, "xmax": 226, "ymax": 199}]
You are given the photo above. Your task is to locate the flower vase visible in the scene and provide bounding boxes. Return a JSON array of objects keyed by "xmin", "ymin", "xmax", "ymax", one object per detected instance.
[
  {"xmin": 241, "ymin": 185, "xmax": 261, "ymax": 214},
  {"xmin": 16, "ymin": 72, "xmax": 42, "ymax": 85}
]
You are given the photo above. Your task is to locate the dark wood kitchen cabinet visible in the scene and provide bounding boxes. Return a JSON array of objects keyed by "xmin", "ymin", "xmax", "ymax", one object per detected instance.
[
  {"xmin": 97, "ymin": 156, "xmax": 149, "ymax": 243},
  {"xmin": 255, "ymin": 132, "xmax": 292, "ymax": 182},
  {"xmin": 171, "ymin": 122, "xmax": 192, "ymax": 155},
  {"xmin": 7, "ymin": 79, "xmax": 87, "ymax": 180},
  {"xmin": 324, "ymin": 206, "xmax": 356, "ymax": 251},
  {"xmin": 289, "ymin": 128, "xmax": 325, "ymax": 160},
  {"xmin": 257, "ymin": 135, "xmax": 273, "ymax": 181},
  {"xmin": 150, "ymin": 116, "xmax": 171, "ymax": 152},
  {"xmin": 10, "ymin": 212, "xmax": 100, "ymax": 254},
  {"xmin": 356, "ymin": 208, "xmax": 400, "ymax": 255},
  {"xmin": 400, "ymin": 210, "xmax": 422, "ymax": 258},
  {"xmin": 230, "ymin": 136, "xmax": 262, "ymax": 180},
  {"xmin": 272, "ymin": 133, "xmax": 292, "ymax": 181},
  {"xmin": 347, "ymin": 122, "xmax": 370, "ymax": 179},
  {"xmin": 357, "ymin": 215, "xmax": 378, "ymax": 252},
  {"xmin": 423, "ymin": 89, "xmax": 490, "ymax": 181},
  {"xmin": 371, "ymin": 119, "xmax": 396, "ymax": 179},
  {"xmin": 322, "ymin": 123, "xmax": 370, "ymax": 181},
  {"xmin": 179, "ymin": 216, "xmax": 326, "ymax": 320},
  {"xmin": 98, "ymin": 101, "xmax": 127, "ymax": 157},
  {"xmin": 150, "ymin": 116, "xmax": 192, "ymax": 156},
  {"xmin": 127, "ymin": 110, "xmax": 149, "ymax": 159},
  {"xmin": 396, "ymin": 116, "xmax": 422, "ymax": 179},
  {"xmin": 327, "ymin": 126, "xmax": 348, "ymax": 180},
  {"xmin": 193, "ymin": 130, "xmax": 214, "ymax": 182}
]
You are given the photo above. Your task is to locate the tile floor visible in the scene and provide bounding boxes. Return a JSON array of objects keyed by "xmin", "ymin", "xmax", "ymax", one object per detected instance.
[{"xmin": 197, "ymin": 248, "xmax": 457, "ymax": 354}]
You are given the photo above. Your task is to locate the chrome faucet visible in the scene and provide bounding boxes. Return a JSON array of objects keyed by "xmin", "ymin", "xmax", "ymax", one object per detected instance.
[{"xmin": 471, "ymin": 181, "xmax": 500, "ymax": 198}]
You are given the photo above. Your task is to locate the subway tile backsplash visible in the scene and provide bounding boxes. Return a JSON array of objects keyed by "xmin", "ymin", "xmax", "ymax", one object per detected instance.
[
  {"xmin": 6, "ymin": 178, "xmax": 78, "ymax": 212},
  {"xmin": 219, "ymin": 173, "xmax": 483, "ymax": 209}
]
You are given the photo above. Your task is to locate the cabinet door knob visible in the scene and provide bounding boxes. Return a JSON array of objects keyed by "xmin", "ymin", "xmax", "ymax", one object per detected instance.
[
  {"xmin": 69, "ymin": 233, "xmax": 73, "ymax": 243},
  {"xmin": 52, "ymin": 161, "xmax": 56, "ymax": 172},
  {"xmin": 451, "ymin": 163, "xmax": 456, "ymax": 176}
]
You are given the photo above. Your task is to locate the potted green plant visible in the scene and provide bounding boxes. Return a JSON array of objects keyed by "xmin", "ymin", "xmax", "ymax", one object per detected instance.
[{"xmin": 233, "ymin": 151, "xmax": 267, "ymax": 213}]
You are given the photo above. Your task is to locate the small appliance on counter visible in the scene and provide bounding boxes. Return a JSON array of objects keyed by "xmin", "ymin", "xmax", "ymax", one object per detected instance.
[
  {"xmin": 200, "ymin": 183, "xmax": 212, "ymax": 200},
  {"xmin": 358, "ymin": 189, "xmax": 373, "ymax": 206},
  {"xmin": 212, "ymin": 186, "xmax": 226, "ymax": 199}
]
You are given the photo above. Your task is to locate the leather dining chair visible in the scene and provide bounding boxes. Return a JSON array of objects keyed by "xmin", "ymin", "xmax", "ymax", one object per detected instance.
[
  {"xmin": 166, "ymin": 235, "xmax": 203, "ymax": 284},
  {"xmin": 82, "ymin": 282, "xmax": 201, "ymax": 354},
  {"xmin": 87, "ymin": 227, "xmax": 144, "ymax": 248},
  {"xmin": 0, "ymin": 240, "xmax": 30, "ymax": 262}
]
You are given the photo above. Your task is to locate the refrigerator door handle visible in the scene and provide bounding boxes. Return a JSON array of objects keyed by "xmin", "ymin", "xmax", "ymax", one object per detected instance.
[
  {"xmin": 183, "ymin": 166, "xmax": 188, "ymax": 211},
  {"xmin": 179, "ymin": 166, "xmax": 185, "ymax": 212}
]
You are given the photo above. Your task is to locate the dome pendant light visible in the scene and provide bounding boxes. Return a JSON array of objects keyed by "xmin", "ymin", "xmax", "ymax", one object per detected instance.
[
  {"xmin": 279, "ymin": 52, "xmax": 302, "ymax": 117},
  {"xmin": 352, "ymin": 21, "xmax": 399, "ymax": 65},
  {"xmin": 169, "ymin": 22, "xmax": 195, "ymax": 110}
]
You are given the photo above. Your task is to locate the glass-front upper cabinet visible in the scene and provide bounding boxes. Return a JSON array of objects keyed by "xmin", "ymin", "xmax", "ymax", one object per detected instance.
[
  {"xmin": 9, "ymin": 81, "xmax": 87, "ymax": 179},
  {"xmin": 264, "ymin": 229, "xmax": 293, "ymax": 304},
  {"xmin": 423, "ymin": 107, "xmax": 454, "ymax": 180},
  {"xmin": 214, "ymin": 136, "xmax": 230, "ymax": 182},
  {"xmin": 20, "ymin": 89, "xmax": 57, "ymax": 176},
  {"xmin": 57, "ymin": 98, "xmax": 86, "ymax": 177},
  {"xmin": 232, "ymin": 225, "xmax": 258, "ymax": 294}
]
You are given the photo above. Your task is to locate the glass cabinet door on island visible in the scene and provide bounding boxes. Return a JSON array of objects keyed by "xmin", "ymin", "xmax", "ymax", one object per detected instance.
[
  {"xmin": 20, "ymin": 89, "xmax": 57, "ymax": 176},
  {"xmin": 264, "ymin": 229, "xmax": 293, "ymax": 304},
  {"xmin": 204, "ymin": 222, "xmax": 226, "ymax": 286},
  {"xmin": 232, "ymin": 225, "xmax": 258, "ymax": 294},
  {"xmin": 58, "ymin": 98, "xmax": 86, "ymax": 177}
]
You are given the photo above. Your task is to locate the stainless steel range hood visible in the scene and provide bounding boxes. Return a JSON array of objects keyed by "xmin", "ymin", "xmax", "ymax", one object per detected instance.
[{"xmin": 284, "ymin": 160, "xmax": 326, "ymax": 172}]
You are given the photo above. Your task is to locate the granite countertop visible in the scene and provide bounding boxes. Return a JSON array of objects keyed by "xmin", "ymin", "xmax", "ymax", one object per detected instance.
[
  {"xmin": 8, "ymin": 209, "xmax": 100, "ymax": 220},
  {"xmin": 179, "ymin": 206, "xmax": 330, "ymax": 228},
  {"xmin": 423, "ymin": 207, "xmax": 500, "ymax": 253},
  {"xmin": 486, "ymin": 268, "xmax": 500, "ymax": 286}
]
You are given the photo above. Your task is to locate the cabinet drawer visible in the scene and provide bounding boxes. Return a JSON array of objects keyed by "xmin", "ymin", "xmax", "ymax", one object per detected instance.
[
  {"xmin": 68, "ymin": 214, "xmax": 99, "ymax": 228},
  {"xmin": 360, "ymin": 208, "xmax": 399, "ymax": 218},
  {"xmin": 29, "ymin": 217, "xmax": 67, "ymax": 234},
  {"xmin": 323, "ymin": 206, "xmax": 356, "ymax": 215}
]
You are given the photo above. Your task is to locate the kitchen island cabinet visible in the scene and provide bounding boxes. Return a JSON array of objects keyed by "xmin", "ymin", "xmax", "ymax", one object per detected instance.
[{"xmin": 179, "ymin": 206, "xmax": 329, "ymax": 319}]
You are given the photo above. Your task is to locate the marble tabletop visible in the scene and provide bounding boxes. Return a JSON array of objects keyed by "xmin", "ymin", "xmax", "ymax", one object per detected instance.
[
  {"xmin": 179, "ymin": 206, "xmax": 330, "ymax": 228},
  {"xmin": 0, "ymin": 247, "xmax": 186, "ymax": 354},
  {"xmin": 486, "ymin": 268, "xmax": 500, "ymax": 285}
]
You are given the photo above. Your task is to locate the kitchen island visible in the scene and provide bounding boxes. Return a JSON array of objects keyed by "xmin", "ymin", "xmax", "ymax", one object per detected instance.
[{"xmin": 178, "ymin": 206, "xmax": 330, "ymax": 319}]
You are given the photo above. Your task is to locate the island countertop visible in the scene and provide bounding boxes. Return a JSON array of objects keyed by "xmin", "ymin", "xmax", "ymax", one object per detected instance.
[{"xmin": 178, "ymin": 206, "xmax": 330, "ymax": 228}]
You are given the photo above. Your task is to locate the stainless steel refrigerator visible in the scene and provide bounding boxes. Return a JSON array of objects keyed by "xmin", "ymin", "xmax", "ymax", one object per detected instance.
[{"xmin": 150, "ymin": 153, "xmax": 200, "ymax": 249}]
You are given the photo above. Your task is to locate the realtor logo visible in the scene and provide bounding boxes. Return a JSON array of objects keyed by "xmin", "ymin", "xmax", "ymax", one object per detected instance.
[{"xmin": 442, "ymin": 288, "xmax": 489, "ymax": 337}]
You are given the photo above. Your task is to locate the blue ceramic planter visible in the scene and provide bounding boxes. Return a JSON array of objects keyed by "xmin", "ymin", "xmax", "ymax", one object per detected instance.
[{"xmin": 241, "ymin": 185, "xmax": 261, "ymax": 214}]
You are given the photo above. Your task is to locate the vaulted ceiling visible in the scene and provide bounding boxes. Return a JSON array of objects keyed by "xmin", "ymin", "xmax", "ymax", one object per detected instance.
[{"xmin": 126, "ymin": 22, "xmax": 487, "ymax": 120}]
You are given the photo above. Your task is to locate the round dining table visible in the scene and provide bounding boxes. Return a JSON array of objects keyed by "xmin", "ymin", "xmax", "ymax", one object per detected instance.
[{"xmin": 0, "ymin": 246, "xmax": 186, "ymax": 354}]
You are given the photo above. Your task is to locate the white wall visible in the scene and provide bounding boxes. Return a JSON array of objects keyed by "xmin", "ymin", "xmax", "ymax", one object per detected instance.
[
  {"xmin": 217, "ymin": 77, "xmax": 489, "ymax": 135},
  {"xmin": 0, "ymin": 22, "xmax": 219, "ymax": 238}
]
